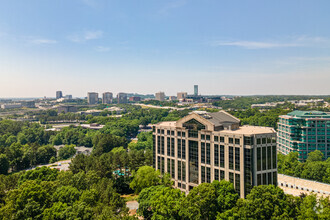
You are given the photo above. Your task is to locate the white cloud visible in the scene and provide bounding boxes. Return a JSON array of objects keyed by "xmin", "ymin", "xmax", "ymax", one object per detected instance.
[
  {"xmin": 212, "ymin": 41, "xmax": 298, "ymax": 49},
  {"xmin": 27, "ymin": 38, "xmax": 57, "ymax": 45},
  {"xmin": 68, "ymin": 30, "xmax": 103, "ymax": 43},
  {"xmin": 211, "ymin": 36, "xmax": 330, "ymax": 49},
  {"xmin": 159, "ymin": 0, "xmax": 187, "ymax": 15},
  {"xmin": 95, "ymin": 46, "xmax": 110, "ymax": 52}
]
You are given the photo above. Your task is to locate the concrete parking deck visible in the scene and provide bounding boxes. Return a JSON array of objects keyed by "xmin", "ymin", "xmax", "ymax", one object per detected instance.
[{"xmin": 278, "ymin": 174, "xmax": 330, "ymax": 197}]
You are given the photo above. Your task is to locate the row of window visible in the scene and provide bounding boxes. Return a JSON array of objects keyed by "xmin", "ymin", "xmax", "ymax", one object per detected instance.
[{"xmin": 256, "ymin": 146, "xmax": 277, "ymax": 171}]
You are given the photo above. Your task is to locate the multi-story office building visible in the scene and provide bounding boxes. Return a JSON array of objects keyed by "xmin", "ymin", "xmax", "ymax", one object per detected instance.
[
  {"xmin": 56, "ymin": 91, "xmax": 63, "ymax": 99},
  {"xmin": 129, "ymin": 96, "xmax": 141, "ymax": 102},
  {"xmin": 152, "ymin": 111, "xmax": 277, "ymax": 198},
  {"xmin": 177, "ymin": 92, "xmax": 187, "ymax": 100},
  {"xmin": 194, "ymin": 85, "xmax": 198, "ymax": 96},
  {"xmin": 155, "ymin": 92, "xmax": 165, "ymax": 101},
  {"xmin": 87, "ymin": 92, "xmax": 98, "ymax": 105},
  {"xmin": 102, "ymin": 92, "xmax": 113, "ymax": 104},
  {"xmin": 117, "ymin": 93, "xmax": 128, "ymax": 104},
  {"xmin": 278, "ymin": 111, "xmax": 330, "ymax": 161}
]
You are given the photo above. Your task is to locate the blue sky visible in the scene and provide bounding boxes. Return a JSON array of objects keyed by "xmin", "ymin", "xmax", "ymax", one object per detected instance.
[{"xmin": 1, "ymin": 0, "xmax": 330, "ymax": 97}]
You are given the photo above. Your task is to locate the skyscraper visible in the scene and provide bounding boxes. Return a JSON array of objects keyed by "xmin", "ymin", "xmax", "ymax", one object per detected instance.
[
  {"xmin": 56, "ymin": 91, "xmax": 63, "ymax": 99},
  {"xmin": 87, "ymin": 92, "xmax": 99, "ymax": 105},
  {"xmin": 153, "ymin": 111, "xmax": 277, "ymax": 198},
  {"xmin": 155, "ymin": 92, "xmax": 165, "ymax": 101},
  {"xmin": 194, "ymin": 85, "xmax": 198, "ymax": 96},
  {"xmin": 102, "ymin": 92, "xmax": 113, "ymax": 104},
  {"xmin": 117, "ymin": 93, "xmax": 128, "ymax": 104}
]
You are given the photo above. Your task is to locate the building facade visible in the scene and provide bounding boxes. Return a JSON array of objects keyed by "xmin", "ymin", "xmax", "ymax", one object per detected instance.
[
  {"xmin": 155, "ymin": 92, "xmax": 165, "ymax": 101},
  {"xmin": 194, "ymin": 85, "xmax": 198, "ymax": 96},
  {"xmin": 153, "ymin": 111, "xmax": 277, "ymax": 198},
  {"xmin": 102, "ymin": 92, "xmax": 113, "ymax": 104},
  {"xmin": 278, "ymin": 111, "xmax": 330, "ymax": 161},
  {"xmin": 117, "ymin": 93, "xmax": 128, "ymax": 104},
  {"xmin": 87, "ymin": 92, "xmax": 99, "ymax": 105},
  {"xmin": 177, "ymin": 92, "xmax": 187, "ymax": 100},
  {"xmin": 56, "ymin": 91, "xmax": 63, "ymax": 99},
  {"xmin": 129, "ymin": 96, "xmax": 141, "ymax": 102}
]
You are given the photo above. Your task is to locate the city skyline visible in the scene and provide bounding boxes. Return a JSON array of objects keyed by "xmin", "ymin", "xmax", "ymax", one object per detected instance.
[{"xmin": 1, "ymin": 0, "xmax": 330, "ymax": 97}]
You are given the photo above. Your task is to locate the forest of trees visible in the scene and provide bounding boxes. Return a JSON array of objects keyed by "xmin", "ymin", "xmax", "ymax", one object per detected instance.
[{"xmin": 278, "ymin": 150, "xmax": 330, "ymax": 184}]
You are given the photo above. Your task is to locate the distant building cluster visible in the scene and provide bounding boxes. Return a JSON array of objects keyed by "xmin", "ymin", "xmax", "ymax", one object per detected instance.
[{"xmin": 251, "ymin": 99, "xmax": 326, "ymax": 109}]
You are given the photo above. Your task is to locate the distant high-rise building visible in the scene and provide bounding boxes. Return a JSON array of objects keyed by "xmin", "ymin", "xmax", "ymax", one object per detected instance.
[
  {"xmin": 56, "ymin": 91, "xmax": 63, "ymax": 99},
  {"xmin": 177, "ymin": 92, "xmax": 187, "ymax": 100},
  {"xmin": 155, "ymin": 92, "xmax": 165, "ymax": 101},
  {"xmin": 87, "ymin": 92, "xmax": 99, "ymax": 105},
  {"xmin": 129, "ymin": 96, "xmax": 141, "ymax": 102},
  {"xmin": 117, "ymin": 93, "xmax": 128, "ymax": 104},
  {"xmin": 102, "ymin": 92, "xmax": 113, "ymax": 104},
  {"xmin": 278, "ymin": 111, "xmax": 330, "ymax": 161},
  {"xmin": 194, "ymin": 85, "xmax": 198, "ymax": 96}
]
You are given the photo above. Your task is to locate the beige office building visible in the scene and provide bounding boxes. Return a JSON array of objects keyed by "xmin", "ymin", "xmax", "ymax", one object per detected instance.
[
  {"xmin": 102, "ymin": 92, "xmax": 113, "ymax": 104},
  {"xmin": 155, "ymin": 92, "xmax": 165, "ymax": 101},
  {"xmin": 87, "ymin": 92, "xmax": 98, "ymax": 105},
  {"xmin": 177, "ymin": 92, "xmax": 187, "ymax": 100},
  {"xmin": 152, "ymin": 111, "xmax": 277, "ymax": 198}
]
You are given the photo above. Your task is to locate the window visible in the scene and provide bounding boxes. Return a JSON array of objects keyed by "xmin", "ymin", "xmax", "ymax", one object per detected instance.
[
  {"xmin": 161, "ymin": 157, "xmax": 165, "ymax": 174},
  {"xmin": 244, "ymin": 136, "xmax": 254, "ymax": 145},
  {"xmin": 182, "ymin": 132, "xmax": 186, "ymax": 137},
  {"xmin": 171, "ymin": 159, "xmax": 175, "ymax": 178},
  {"xmin": 177, "ymin": 131, "xmax": 181, "ymax": 136},
  {"xmin": 206, "ymin": 135, "xmax": 210, "ymax": 141},
  {"xmin": 214, "ymin": 144, "xmax": 219, "ymax": 166},
  {"xmin": 157, "ymin": 156, "xmax": 160, "ymax": 172},
  {"xmin": 178, "ymin": 162, "xmax": 181, "ymax": 180},
  {"xmin": 161, "ymin": 137, "xmax": 165, "ymax": 154},
  {"xmin": 257, "ymin": 138, "xmax": 261, "ymax": 144},
  {"xmin": 178, "ymin": 139, "xmax": 181, "ymax": 158},
  {"xmin": 229, "ymin": 172, "xmax": 234, "ymax": 183},
  {"xmin": 182, "ymin": 140, "xmax": 186, "ymax": 159},
  {"xmin": 273, "ymin": 172, "xmax": 277, "ymax": 186},
  {"xmin": 206, "ymin": 143, "xmax": 210, "ymax": 165},
  {"xmin": 257, "ymin": 148, "xmax": 261, "ymax": 171},
  {"xmin": 188, "ymin": 141, "xmax": 199, "ymax": 184},
  {"xmin": 167, "ymin": 158, "xmax": 171, "ymax": 174},
  {"xmin": 262, "ymin": 147, "xmax": 266, "ymax": 170},
  {"xmin": 229, "ymin": 147, "xmax": 234, "ymax": 170},
  {"xmin": 262, "ymin": 138, "xmax": 266, "ymax": 144},
  {"xmin": 214, "ymin": 169, "xmax": 219, "ymax": 181},
  {"xmin": 229, "ymin": 138, "xmax": 233, "ymax": 144},
  {"xmin": 201, "ymin": 166, "xmax": 205, "ymax": 183},
  {"xmin": 268, "ymin": 172, "xmax": 271, "ymax": 185},
  {"xmin": 235, "ymin": 174, "xmax": 240, "ymax": 194},
  {"xmin": 167, "ymin": 137, "xmax": 171, "ymax": 156},
  {"xmin": 201, "ymin": 134, "xmax": 205, "ymax": 140},
  {"xmin": 171, "ymin": 138, "xmax": 175, "ymax": 157},
  {"xmin": 157, "ymin": 136, "xmax": 161, "ymax": 154},
  {"xmin": 235, "ymin": 148, "xmax": 240, "ymax": 171},
  {"xmin": 152, "ymin": 135, "xmax": 156, "ymax": 168},
  {"xmin": 201, "ymin": 142, "xmax": 205, "ymax": 163},
  {"xmin": 220, "ymin": 170, "xmax": 225, "ymax": 180},
  {"xmin": 267, "ymin": 138, "xmax": 271, "ymax": 144},
  {"xmin": 267, "ymin": 146, "xmax": 271, "ymax": 169},
  {"xmin": 183, "ymin": 119, "xmax": 205, "ymax": 138},
  {"xmin": 220, "ymin": 136, "xmax": 225, "ymax": 142},
  {"xmin": 182, "ymin": 161, "xmax": 186, "ymax": 182},
  {"xmin": 244, "ymin": 148, "xmax": 253, "ymax": 196},
  {"xmin": 235, "ymin": 138, "xmax": 240, "ymax": 145},
  {"xmin": 206, "ymin": 167, "xmax": 211, "ymax": 183},
  {"xmin": 272, "ymin": 145, "xmax": 277, "ymax": 169},
  {"xmin": 167, "ymin": 130, "xmax": 170, "ymax": 135},
  {"xmin": 171, "ymin": 131, "xmax": 174, "ymax": 136},
  {"xmin": 257, "ymin": 174, "xmax": 261, "ymax": 185},
  {"xmin": 214, "ymin": 136, "xmax": 219, "ymax": 142},
  {"xmin": 220, "ymin": 145, "xmax": 225, "ymax": 168},
  {"xmin": 262, "ymin": 173, "xmax": 267, "ymax": 185}
]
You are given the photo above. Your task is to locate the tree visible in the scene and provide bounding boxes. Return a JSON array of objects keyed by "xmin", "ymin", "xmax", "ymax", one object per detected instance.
[
  {"xmin": 92, "ymin": 134, "xmax": 127, "ymax": 156},
  {"xmin": 130, "ymin": 166, "xmax": 161, "ymax": 193},
  {"xmin": 180, "ymin": 183, "xmax": 218, "ymax": 220},
  {"xmin": 58, "ymin": 145, "xmax": 76, "ymax": 160},
  {"xmin": 0, "ymin": 154, "xmax": 9, "ymax": 175},
  {"xmin": 138, "ymin": 185, "xmax": 165, "ymax": 219},
  {"xmin": 307, "ymin": 150, "xmax": 324, "ymax": 162},
  {"xmin": 212, "ymin": 180, "xmax": 239, "ymax": 212},
  {"xmin": 150, "ymin": 187, "xmax": 184, "ymax": 220}
]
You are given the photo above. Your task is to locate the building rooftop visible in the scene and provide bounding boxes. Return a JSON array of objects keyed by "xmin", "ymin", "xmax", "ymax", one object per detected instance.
[
  {"xmin": 221, "ymin": 125, "xmax": 276, "ymax": 135},
  {"xmin": 286, "ymin": 110, "xmax": 330, "ymax": 118},
  {"xmin": 157, "ymin": 121, "xmax": 177, "ymax": 127}
]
